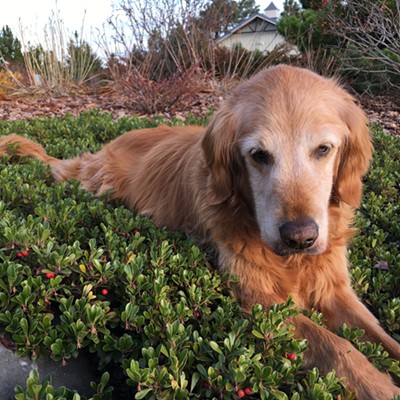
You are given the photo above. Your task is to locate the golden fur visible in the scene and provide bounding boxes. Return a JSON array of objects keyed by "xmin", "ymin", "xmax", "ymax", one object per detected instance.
[{"xmin": 1, "ymin": 65, "xmax": 399, "ymax": 399}]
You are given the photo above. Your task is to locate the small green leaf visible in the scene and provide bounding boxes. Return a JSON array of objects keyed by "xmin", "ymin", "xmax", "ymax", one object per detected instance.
[
  {"xmin": 209, "ymin": 341, "xmax": 222, "ymax": 354},
  {"xmin": 135, "ymin": 388, "xmax": 153, "ymax": 399},
  {"xmin": 190, "ymin": 372, "xmax": 200, "ymax": 392}
]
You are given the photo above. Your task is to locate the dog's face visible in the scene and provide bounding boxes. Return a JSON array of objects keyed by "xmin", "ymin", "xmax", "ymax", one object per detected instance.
[
  {"xmin": 203, "ymin": 65, "xmax": 372, "ymax": 256},
  {"xmin": 241, "ymin": 120, "xmax": 343, "ymax": 256}
]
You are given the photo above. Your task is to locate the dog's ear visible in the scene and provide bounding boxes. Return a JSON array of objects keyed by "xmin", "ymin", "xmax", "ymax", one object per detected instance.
[
  {"xmin": 202, "ymin": 108, "xmax": 240, "ymax": 205},
  {"xmin": 333, "ymin": 96, "xmax": 373, "ymax": 208}
]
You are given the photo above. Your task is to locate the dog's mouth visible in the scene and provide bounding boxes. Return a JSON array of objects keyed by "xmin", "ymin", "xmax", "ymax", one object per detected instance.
[{"xmin": 270, "ymin": 243, "xmax": 324, "ymax": 257}]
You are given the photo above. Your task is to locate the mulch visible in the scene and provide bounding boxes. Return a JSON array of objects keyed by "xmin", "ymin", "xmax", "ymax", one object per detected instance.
[
  {"xmin": 359, "ymin": 95, "xmax": 400, "ymax": 136},
  {"xmin": 0, "ymin": 90, "xmax": 221, "ymax": 122},
  {"xmin": 1, "ymin": 90, "xmax": 399, "ymax": 136}
]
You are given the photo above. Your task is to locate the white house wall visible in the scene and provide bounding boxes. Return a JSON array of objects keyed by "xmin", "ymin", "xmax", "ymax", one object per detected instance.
[{"xmin": 219, "ymin": 31, "xmax": 286, "ymax": 53}]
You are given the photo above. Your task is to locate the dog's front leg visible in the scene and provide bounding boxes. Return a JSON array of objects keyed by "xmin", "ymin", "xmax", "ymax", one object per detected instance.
[
  {"xmin": 235, "ymin": 283, "xmax": 400, "ymax": 399},
  {"xmin": 293, "ymin": 314, "xmax": 400, "ymax": 400},
  {"xmin": 320, "ymin": 288, "xmax": 400, "ymax": 360}
]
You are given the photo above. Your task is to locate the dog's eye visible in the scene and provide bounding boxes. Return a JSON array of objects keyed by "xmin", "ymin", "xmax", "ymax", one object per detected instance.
[
  {"xmin": 250, "ymin": 149, "xmax": 273, "ymax": 165},
  {"xmin": 315, "ymin": 145, "xmax": 331, "ymax": 157}
]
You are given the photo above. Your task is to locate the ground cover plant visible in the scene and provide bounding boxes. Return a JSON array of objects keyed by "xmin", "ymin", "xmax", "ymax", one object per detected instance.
[{"xmin": 0, "ymin": 111, "xmax": 399, "ymax": 399}]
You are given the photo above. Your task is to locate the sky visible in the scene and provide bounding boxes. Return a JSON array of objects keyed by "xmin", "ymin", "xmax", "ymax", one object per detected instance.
[
  {"xmin": 0, "ymin": 0, "xmax": 113, "ymax": 36},
  {"xmin": 0, "ymin": 0, "xmax": 114, "ymax": 53},
  {"xmin": 0, "ymin": 0, "xmax": 285, "ymax": 53}
]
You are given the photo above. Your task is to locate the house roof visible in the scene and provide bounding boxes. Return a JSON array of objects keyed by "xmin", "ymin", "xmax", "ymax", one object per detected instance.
[
  {"xmin": 215, "ymin": 13, "xmax": 278, "ymax": 45},
  {"xmin": 265, "ymin": 2, "xmax": 279, "ymax": 11}
]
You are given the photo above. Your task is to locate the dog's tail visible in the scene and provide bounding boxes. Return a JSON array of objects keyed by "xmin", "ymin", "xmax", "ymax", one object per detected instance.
[
  {"xmin": 0, "ymin": 134, "xmax": 60, "ymax": 164},
  {"xmin": 0, "ymin": 134, "xmax": 115, "ymax": 196},
  {"xmin": 0, "ymin": 134, "xmax": 81, "ymax": 184}
]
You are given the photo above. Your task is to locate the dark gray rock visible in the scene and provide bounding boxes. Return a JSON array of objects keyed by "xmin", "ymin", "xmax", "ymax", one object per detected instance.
[{"xmin": 0, "ymin": 343, "xmax": 98, "ymax": 399}]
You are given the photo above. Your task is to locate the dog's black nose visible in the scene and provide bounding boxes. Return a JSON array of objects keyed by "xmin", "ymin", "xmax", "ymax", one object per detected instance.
[{"xmin": 279, "ymin": 219, "xmax": 319, "ymax": 250}]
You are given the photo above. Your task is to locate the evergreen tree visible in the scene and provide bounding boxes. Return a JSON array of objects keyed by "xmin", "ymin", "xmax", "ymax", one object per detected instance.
[
  {"xmin": 277, "ymin": 0, "xmax": 342, "ymax": 50},
  {"xmin": 199, "ymin": 0, "xmax": 260, "ymax": 38},
  {"xmin": 282, "ymin": 0, "xmax": 300, "ymax": 15},
  {"xmin": 0, "ymin": 25, "xmax": 23, "ymax": 63},
  {"xmin": 235, "ymin": 0, "xmax": 260, "ymax": 22}
]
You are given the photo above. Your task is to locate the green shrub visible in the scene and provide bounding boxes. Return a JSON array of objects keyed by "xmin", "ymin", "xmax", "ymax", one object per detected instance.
[
  {"xmin": 0, "ymin": 112, "xmax": 399, "ymax": 399},
  {"xmin": 339, "ymin": 45, "xmax": 400, "ymax": 94}
]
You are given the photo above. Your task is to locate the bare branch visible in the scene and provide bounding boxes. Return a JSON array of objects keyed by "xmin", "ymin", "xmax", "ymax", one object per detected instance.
[{"xmin": 327, "ymin": 0, "xmax": 400, "ymax": 78}]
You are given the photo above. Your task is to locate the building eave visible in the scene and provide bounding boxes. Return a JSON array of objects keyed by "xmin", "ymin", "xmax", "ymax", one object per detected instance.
[{"xmin": 215, "ymin": 13, "xmax": 277, "ymax": 45}]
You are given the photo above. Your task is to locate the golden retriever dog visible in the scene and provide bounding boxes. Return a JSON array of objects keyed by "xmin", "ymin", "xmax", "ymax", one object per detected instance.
[{"xmin": 1, "ymin": 65, "xmax": 399, "ymax": 399}]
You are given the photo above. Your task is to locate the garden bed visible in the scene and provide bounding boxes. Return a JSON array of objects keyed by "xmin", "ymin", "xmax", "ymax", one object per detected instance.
[
  {"xmin": 0, "ymin": 112, "xmax": 399, "ymax": 399},
  {"xmin": 1, "ymin": 90, "xmax": 399, "ymax": 136}
]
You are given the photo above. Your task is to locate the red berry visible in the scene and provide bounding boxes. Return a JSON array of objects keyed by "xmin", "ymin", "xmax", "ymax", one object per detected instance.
[
  {"xmin": 237, "ymin": 389, "xmax": 245, "ymax": 398},
  {"xmin": 244, "ymin": 387, "xmax": 252, "ymax": 395},
  {"xmin": 17, "ymin": 250, "xmax": 29, "ymax": 258},
  {"xmin": 45, "ymin": 272, "xmax": 55, "ymax": 279},
  {"xmin": 287, "ymin": 352, "xmax": 297, "ymax": 361},
  {"xmin": 101, "ymin": 288, "xmax": 108, "ymax": 295}
]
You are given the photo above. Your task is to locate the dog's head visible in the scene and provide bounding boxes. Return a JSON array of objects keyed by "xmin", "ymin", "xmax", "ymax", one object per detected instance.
[{"xmin": 202, "ymin": 65, "xmax": 372, "ymax": 256}]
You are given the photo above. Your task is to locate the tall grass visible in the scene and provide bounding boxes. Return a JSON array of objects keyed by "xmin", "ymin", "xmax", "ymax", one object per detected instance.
[{"xmin": 17, "ymin": 9, "xmax": 98, "ymax": 95}]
